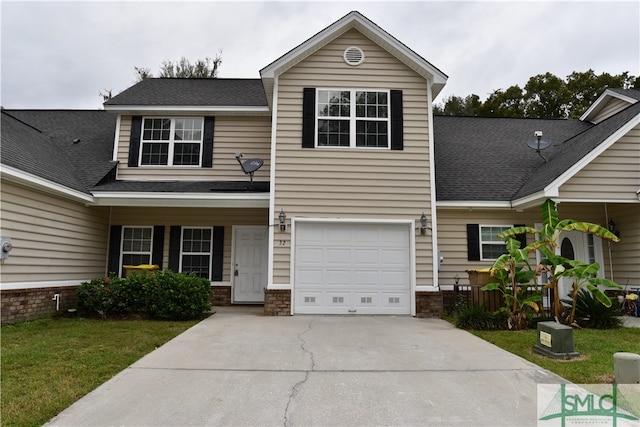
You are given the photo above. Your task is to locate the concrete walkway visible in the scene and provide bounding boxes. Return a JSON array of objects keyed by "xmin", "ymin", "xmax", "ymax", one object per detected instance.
[{"xmin": 47, "ymin": 307, "xmax": 567, "ymax": 426}]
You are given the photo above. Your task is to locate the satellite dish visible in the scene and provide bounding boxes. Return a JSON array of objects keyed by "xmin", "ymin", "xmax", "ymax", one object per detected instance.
[
  {"xmin": 527, "ymin": 131, "xmax": 551, "ymax": 162},
  {"xmin": 235, "ymin": 153, "xmax": 264, "ymax": 188}
]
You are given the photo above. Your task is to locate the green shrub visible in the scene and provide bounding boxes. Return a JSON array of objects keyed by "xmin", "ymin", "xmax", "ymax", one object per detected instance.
[
  {"xmin": 144, "ymin": 271, "xmax": 212, "ymax": 320},
  {"xmin": 561, "ymin": 288, "xmax": 623, "ymax": 329},
  {"xmin": 76, "ymin": 275, "xmax": 125, "ymax": 318},
  {"xmin": 77, "ymin": 271, "xmax": 211, "ymax": 320},
  {"xmin": 454, "ymin": 304, "xmax": 508, "ymax": 330}
]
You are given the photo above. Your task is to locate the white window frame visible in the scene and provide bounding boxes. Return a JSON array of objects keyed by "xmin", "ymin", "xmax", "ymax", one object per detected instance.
[
  {"xmin": 120, "ymin": 226, "xmax": 153, "ymax": 269},
  {"xmin": 139, "ymin": 117, "xmax": 204, "ymax": 167},
  {"xmin": 315, "ymin": 88, "xmax": 390, "ymax": 149},
  {"xmin": 479, "ymin": 224, "xmax": 512, "ymax": 261},
  {"xmin": 179, "ymin": 227, "xmax": 213, "ymax": 280}
]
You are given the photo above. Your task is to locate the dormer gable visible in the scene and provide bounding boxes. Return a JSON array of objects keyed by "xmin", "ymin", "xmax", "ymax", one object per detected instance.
[
  {"xmin": 259, "ymin": 11, "xmax": 448, "ymax": 108},
  {"xmin": 580, "ymin": 88, "xmax": 640, "ymax": 124}
]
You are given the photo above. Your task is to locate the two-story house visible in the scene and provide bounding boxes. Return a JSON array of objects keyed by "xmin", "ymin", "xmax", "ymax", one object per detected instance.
[{"xmin": 2, "ymin": 11, "xmax": 638, "ymax": 324}]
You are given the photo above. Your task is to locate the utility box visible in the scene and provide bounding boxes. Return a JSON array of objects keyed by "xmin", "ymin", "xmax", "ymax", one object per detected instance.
[
  {"xmin": 533, "ymin": 321, "xmax": 580, "ymax": 359},
  {"xmin": 614, "ymin": 352, "xmax": 640, "ymax": 384}
]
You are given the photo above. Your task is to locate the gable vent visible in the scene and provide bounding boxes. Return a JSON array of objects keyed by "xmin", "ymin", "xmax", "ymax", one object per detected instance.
[{"xmin": 343, "ymin": 46, "xmax": 364, "ymax": 66}]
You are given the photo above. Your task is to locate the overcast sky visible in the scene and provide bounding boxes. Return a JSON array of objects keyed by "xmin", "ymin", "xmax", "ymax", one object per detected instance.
[{"xmin": 1, "ymin": 1, "xmax": 638, "ymax": 110}]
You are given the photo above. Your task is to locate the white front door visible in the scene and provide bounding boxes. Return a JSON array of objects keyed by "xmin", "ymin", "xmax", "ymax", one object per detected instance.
[
  {"xmin": 233, "ymin": 226, "xmax": 267, "ymax": 303},
  {"xmin": 558, "ymin": 230, "xmax": 603, "ymax": 299}
]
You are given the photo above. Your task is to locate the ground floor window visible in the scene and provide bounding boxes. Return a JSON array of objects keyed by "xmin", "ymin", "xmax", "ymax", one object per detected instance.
[
  {"xmin": 181, "ymin": 227, "xmax": 213, "ymax": 279},
  {"xmin": 121, "ymin": 226, "xmax": 153, "ymax": 266},
  {"xmin": 480, "ymin": 225, "xmax": 512, "ymax": 260}
]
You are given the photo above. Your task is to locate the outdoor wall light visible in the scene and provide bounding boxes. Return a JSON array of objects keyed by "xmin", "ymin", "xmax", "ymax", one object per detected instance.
[
  {"xmin": 278, "ymin": 209, "xmax": 287, "ymax": 232},
  {"xmin": 420, "ymin": 212, "xmax": 428, "ymax": 235},
  {"xmin": 608, "ymin": 219, "xmax": 620, "ymax": 238}
]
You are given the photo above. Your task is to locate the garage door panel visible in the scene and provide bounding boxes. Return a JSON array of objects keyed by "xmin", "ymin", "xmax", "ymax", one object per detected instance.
[
  {"xmin": 294, "ymin": 222, "xmax": 411, "ymax": 315},
  {"xmin": 326, "ymin": 248, "xmax": 351, "ymax": 264},
  {"xmin": 326, "ymin": 269, "xmax": 350, "ymax": 286}
]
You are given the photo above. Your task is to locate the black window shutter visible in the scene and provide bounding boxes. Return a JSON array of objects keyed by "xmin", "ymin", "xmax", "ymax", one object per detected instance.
[
  {"xmin": 390, "ymin": 90, "xmax": 403, "ymax": 150},
  {"xmin": 168, "ymin": 226, "xmax": 182, "ymax": 272},
  {"xmin": 302, "ymin": 88, "xmax": 316, "ymax": 148},
  {"xmin": 202, "ymin": 117, "xmax": 215, "ymax": 168},
  {"xmin": 152, "ymin": 226, "xmax": 165, "ymax": 268},
  {"xmin": 211, "ymin": 226, "xmax": 224, "ymax": 281},
  {"xmin": 467, "ymin": 224, "xmax": 480, "ymax": 261},
  {"xmin": 107, "ymin": 225, "xmax": 122, "ymax": 276},
  {"xmin": 128, "ymin": 116, "xmax": 142, "ymax": 167},
  {"xmin": 514, "ymin": 224, "xmax": 527, "ymax": 249}
]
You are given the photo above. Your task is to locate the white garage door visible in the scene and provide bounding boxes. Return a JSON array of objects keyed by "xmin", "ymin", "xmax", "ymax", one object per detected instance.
[{"xmin": 294, "ymin": 222, "xmax": 411, "ymax": 315}]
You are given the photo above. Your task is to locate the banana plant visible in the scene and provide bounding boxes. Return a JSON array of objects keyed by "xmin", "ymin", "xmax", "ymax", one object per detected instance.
[
  {"xmin": 481, "ymin": 237, "xmax": 541, "ymax": 330},
  {"xmin": 497, "ymin": 199, "xmax": 620, "ymax": 324}
]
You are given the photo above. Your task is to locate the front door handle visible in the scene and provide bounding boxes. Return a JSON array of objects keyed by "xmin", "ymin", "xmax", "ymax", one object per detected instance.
[{"xmin": 234, "ymin": 269, "xmax": 239, "ymax": 277}]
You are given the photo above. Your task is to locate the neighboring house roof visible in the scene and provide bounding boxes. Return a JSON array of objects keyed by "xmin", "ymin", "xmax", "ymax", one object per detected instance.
[
  {"xmin": 433, "ymin": 115, "xmax": 593, "ymax": 202},
  {"xmin": 515, "ymin": 100, "xmax": 640, "ymax": 200},
  {"xmin": 104, "ymin": 78, "xmax": 268, "ymax": 113},
  {"xmin": 1, "ymin": 110, "xmax": 117, "ymax": 194},
  {"xmin": 434, "ymin": 96, "xmax": 640, "ymax": 203}
]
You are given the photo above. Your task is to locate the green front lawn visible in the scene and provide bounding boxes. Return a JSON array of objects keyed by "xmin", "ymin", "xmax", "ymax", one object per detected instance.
[
  {"xmin": 471, "ymin": 327, "xmax": 640, "ymax": 384},
  {"xmin": 1, "ymin": 317, "xmax": 199, "ymax": 427}
]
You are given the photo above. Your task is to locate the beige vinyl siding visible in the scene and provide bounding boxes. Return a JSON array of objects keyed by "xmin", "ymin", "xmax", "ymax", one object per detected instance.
[
  {"xmin": 110, "ymin": 207, "xmax": 268, "ymax": 281},
  {"xmin": 116, "ymin": 115, "xmax": 271, "ymax": 181},
  {"xmin": 0, "ymin": 182, "xmax": 110, "ymax": 283},
  {"xmin": 591, "ymin": 98, "xmax": 635, "ymax": 124},
  {"xmin": 558, "ymin": 123, "xmax": 640, "ymax": 200},
  {"xmin": 436, "ymin": 208, "xmax": 539, "ymax": 288},
  {"xmin": 605, "ymin": 203, "xmax": 640, "ymax": 286},
  {"xmin": 272, "ymin": 28, "xmax": 433, "ymax": 286},
  {"xmin": 436, "ymin": 203, "xmax": 626, "ymax": 288}
]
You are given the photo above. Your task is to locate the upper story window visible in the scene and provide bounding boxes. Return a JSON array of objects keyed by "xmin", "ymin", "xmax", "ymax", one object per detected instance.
[
  {"xmin": 140, "ymin": 117, "xmax": 203, "ymax": 166},
  {"xmin": 480, "ymin": 225, "xmax": 512, "ymax": 260},
  {"xmin": 316, "ymin": 89, "xmax": 389, "ymax": 148}
]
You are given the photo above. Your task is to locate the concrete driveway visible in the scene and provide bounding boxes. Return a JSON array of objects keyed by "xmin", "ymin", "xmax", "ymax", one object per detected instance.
[{"xmin": 47, "ymin": 306, "xmax": 566, "ymax": 426}]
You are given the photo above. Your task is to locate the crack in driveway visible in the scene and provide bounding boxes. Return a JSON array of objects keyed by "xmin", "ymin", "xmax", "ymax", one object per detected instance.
[{"xmin": 283, "ymin": 319, "xmax": 315, "ymax": 427}]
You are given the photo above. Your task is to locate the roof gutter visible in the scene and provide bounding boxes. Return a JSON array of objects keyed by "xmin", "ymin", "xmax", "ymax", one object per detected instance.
[{"xmin": 90, "ymin": 191, "xmax": 269, "ymax": 208}]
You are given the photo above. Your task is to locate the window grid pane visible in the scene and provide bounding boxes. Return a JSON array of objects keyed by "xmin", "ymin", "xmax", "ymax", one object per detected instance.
[
  {"xmin": 318, "ymin": 119, "xmax": 350, "ymax": 146},
  {"xmin": 140, "ymin": 117, "xmax": 203, "ymax": 166},
  {"xmin": 356, "ymin": 120, "xmax": 388, "ymax": 148},
  {"xmin": 480, "ymin": 225, "xmax": 512, "ymax": 260},
  {"xmin": 141, "ymin": 142, "xmax": 169, "ymax": 165},
  {"xmin": 122, "ymin": 227, "xmax": 153, "ymax": 268},
  {"xmin": 181, "ymin": 228, "xmax": 212, "ymax": 279},
  {"xmin": 173, "ymin": 143, "xmax": 201, "ymax": 165}
]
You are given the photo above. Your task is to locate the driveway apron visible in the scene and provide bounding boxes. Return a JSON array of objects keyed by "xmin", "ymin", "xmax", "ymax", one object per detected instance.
[{"xmin": 46, "ymin": 306, "xmax": 566, "ymax": 426}]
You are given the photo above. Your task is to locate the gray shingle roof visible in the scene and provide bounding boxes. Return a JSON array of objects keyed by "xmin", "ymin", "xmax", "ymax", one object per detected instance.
[
  {"xmin": 104, "ymin": 78, "xmax": 268, "ymax": 107},
  {"xmin": 2, "ymin": 112, "xmax": 85, "ymax": 192},
  {"xmin": 433, "ymin": 116, "xmax": 593, "ymax": 201},
  {"xmin": 514, "ymin": 100, "xmax": 640, "ymax": 198},
  {"xmin": 608, "ymin": 88, "xmax": 640, "ymax": 101},
  {"xmin": 4, "ymin": 110, "xmax": 118, "ymax": 191}
]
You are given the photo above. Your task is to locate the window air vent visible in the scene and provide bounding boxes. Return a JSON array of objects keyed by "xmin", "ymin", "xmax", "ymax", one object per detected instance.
[{"xmin": 343, "ymin": 46, "xmax": 364, "ymax": 66}]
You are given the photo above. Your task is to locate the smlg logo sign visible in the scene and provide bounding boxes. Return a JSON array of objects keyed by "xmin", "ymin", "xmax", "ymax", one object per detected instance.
[{"xmin": 538, "ymin": 383, "xmax": 639, "ymax": 426}]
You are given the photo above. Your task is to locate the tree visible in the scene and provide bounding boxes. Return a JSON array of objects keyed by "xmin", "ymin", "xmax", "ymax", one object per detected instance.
[
  {"xmin": 523, "ymin": 73, "xmax": 569, "ymax": 118},
  {"xmin": 433, "ymin": 70, "xmax": 637, "ymax": 118},
  {"xmin": 134, "ymin": 51, "xmax": 223, "ymax": 81}
]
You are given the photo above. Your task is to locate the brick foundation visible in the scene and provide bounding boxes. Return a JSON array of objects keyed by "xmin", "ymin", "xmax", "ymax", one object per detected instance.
[
  {"xmin": 415, "ymin": 291, "xmax": 443, "ymax": 318},
  {"xmin": 1, "ymin": 286, "xmax": 79, "ymax": 325},
  {"xmin": 210, "ymin": 286, "xmax": 232, "ymax": 306},
  {"xmin": 264, "ymin": 289, "xmax": 291, "ymax": 316}
]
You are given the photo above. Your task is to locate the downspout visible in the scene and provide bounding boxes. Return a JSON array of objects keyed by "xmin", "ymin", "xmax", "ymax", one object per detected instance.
[
  {"xmin": 604, "ymin": 203, "xmax": 614, "ymax": 282},
  {"xmin": 427, "ymin": 80, "xmax": 439, "ymax": 289},
  {"xmin": 267, "ymin": 76, "xmax": 279, "ymax": 290}
]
